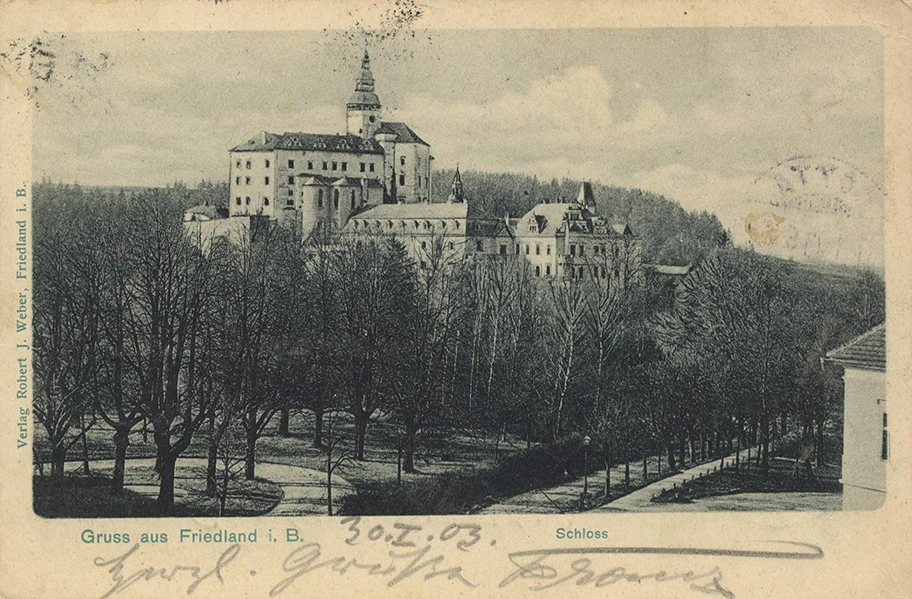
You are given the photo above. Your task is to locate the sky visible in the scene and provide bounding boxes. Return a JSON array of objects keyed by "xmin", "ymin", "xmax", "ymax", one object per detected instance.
[{"xmin": 32, "ymin": 28, "xmax": 884, "ymax": 267}]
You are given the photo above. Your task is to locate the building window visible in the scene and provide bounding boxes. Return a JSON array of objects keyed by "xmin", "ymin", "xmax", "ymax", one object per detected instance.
[
  {"xmin": 323, "ymin": 162, "xmax": 328, "ymax": 170},
  {"xmin": 341, "ymin": 162, "xmax": 348, "ymax": 172},
  {"xmin": 287, "ymin": 198, "xmax": 294, "ymax": 207},
  {"xmin": 351, "ymin": 190, "xmax": 356, "ymax": 209},
  {"xmin": 476, "ymin": 240, "xmax": 483, "ymax": 252},
  {"xmin": 265, "ymin": 176, "xmax": 270, "ymax": 185},
  {"xmin": 580, "ymin": 245, "xmax": 585, "ymax": 256},
  {"xmin": 883, "ymin": 412, "xmax": 889, "ymax": 460},
  {"xmin": 418, "ymin": 176, "xmax": 422, "ymax": 187},
  {"xmin": 525, "ymin": 244, "xmax": 530, "ymax": 255},
  {"xmin": 246, "ymin": 160, "xmax": 251, "ymax": 169},
  {"xmin": 333, "ymin": 189, "xmax": 339, "ymax": 209},
  {"xmin": 369, "ymin": 163, "xmax": 375, "ymax": 173},
  {"xmin": 546, "ymin": 265, "xmax": 551, "ymax": 276},
  {"xmin": 318, "ymin": 190, "xmax": 324, "ymax": 208},
  {"xmin": 235, "ymin": 197, "xmax": 241, "ymax": 205},
  {"xmin": 570, "ymin": 244, "xmax": 576, "ymax": 256},
  {"xmin": 516, "ymin": 244, "xmax": 520, "ymax": 255},
  {"xmin": 288, "ymin": 160, "xmax": 295, "ymax": 169},
  {"xmin": 245, "ymin": 197, "xmax": 250, "ymax": 205},
  {"xmin": 245, "ymin": 177, "xmax": 251, "ymax": 185},
  {"xmin": 535, "ymin": 244, "xmax": 541, "ymax": 255},
  {"xmin": 235, "ymin": 160, "xmax": 241, "ymax": 168},
  {"xmin": 449, "ymin": 242, "xmax": 455, "ymax": 250},
  {"xmin": 546, "ymin": 245, "xmax": 552, "ymax": 256},
  {"xmin": 500, "ymin": 244, "xmax": 507, "ymax": 255},
  {"xmin": 265, "ymin": 159, "xmax": 270, "ymax": 168},
  {"xmin": 288, "ymin": 189, "xmax": 293, "ymax": 196},
  {"xmin": 264, "ymin": 197, "xmax": 270, "ymax": 206},
  {"xmin": 308, "ymin": 161, "xmax": 313, "ymax": 170},
  {"xmin": 421, "ymin": 241, "xmax": 427, "ymax": 249},
  {"xmin": 235, "ymin": 177, "xmax": 240, "ymax": 185},
  {"xmin": 332, "ymin": 161, "xmax": 338, "ymax": 171},
  {"xmin": 399, "ymin": 174, "xmax": 405, "ymax": 185},
  {"xmin": 360, "ymin": 163, "xmax": 366, "ymax": 173},
  {"xmin": 535, "ymin": 265, "xmax": 541, "ymax": 277},
  {"xmin": 400, "ymin": 156, "xmax": 406, "ymax": 166},
  {"xmin": 577, "ymin": 266, "xmax": 584, "ymax": 278}
]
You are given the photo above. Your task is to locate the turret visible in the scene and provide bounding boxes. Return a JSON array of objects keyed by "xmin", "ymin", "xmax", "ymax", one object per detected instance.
[
  {"xmin": 447, "ymin": 166, "xmax": 465, "ymax": 203},
  {"xmin": 346, "ymin": 50, "xmax": 382, "ymax": 138}
]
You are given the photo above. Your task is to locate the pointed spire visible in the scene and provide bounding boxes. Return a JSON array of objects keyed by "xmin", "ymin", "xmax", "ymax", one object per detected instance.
[
  {"xmin": 347, "ymin": 49, "xmax": 381, "ymax": 109},
  {"xmin": 448, "ymin": 166, "xmax": 465, "ymax": 203},
  {"xmin": 577, "ymin": 181, "xmax": 594, "ymax": 207}
]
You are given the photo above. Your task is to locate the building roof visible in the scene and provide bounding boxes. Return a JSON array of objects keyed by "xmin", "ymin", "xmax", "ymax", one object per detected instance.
[
  {"xmin": 515, "ymin": 202, "xmax": 631, "ymax": 238},
  {"xmin": 299, "ymin": 175, "xmax": 337, "ymax": 186},
  {"xmin": 184, "ymin": 204, "xmax": 219, "ymax": 219},
  {"xmin": 376, "ymin": 121, "xmax": 429, "ymax": 146},
  {"xmin": 232, "ymin": 132, "xmax": 384, "ymax": 154},
  {"xmin": 347, "ymin": 51, "xmax": 381, "ymax": 109},
  {"xmin": 826, "ymin": 324, "xmax": 886, "ymax": 371},
  {"xmin": 351, "ymin": 202, "xmax": 469, "ymax": 220}
]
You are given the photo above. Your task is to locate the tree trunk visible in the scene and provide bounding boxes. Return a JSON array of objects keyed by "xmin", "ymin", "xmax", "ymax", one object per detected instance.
[
  {"xmin": 50, "ymin": 443, "xmax": 66, "ymax": 477},
  {"xmin": 326, "ymin": 454, "xmax": 333, "ymax": 516},
  {"xmin": 761, "ymin": 414, "xmax": 770, "ymax": 473},
  {"xmin": 245, "ymin": 425, "xmax": 257, "ymax": 480},
  {"xmin": 604, "ymin": 443, "xmax": 611, "ymax": 499},
  {"xmin": 354, "ymin": 415, "xmax": 368, "ymax": 460},
  {"xmin": 313, "ymin": 408, "xmax": 324, "ymax": 448},
  {"xmin": 403, "ymin": 419, "xmax": 418, "ymax": 474},
  {"xmin": 79, "ymin": 416, "xmax": 91, "ymax": 475},
  {"xmin": 666, "ymin": 444, "xmax": 676, "ymax": 472},
  {"xmin": 642, "ymin": 453, "xmax": 648, "ymax": 480},
  {"xmin": 278, "ymin": 407, "xmax": 290, "ymax": 437},
  {"xmin": 206, "ymin": 439, "xmax": 218, "ymax": 497},
  {"xmin": 679, "ymin": 437, "xmax": 686, "ymax": 468},
  {"xmin": 111, "ymin": 428, "xmax": 130, "ymax": 494},
  {"xmin": 156, "ymin": 452, "xmax": 177, "ymax": 516}
]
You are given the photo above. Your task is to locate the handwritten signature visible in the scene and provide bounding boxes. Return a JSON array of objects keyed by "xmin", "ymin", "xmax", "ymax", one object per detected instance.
[{"xmin": 93, "ymin": 543, "xmax": 240, "ymax": 599}]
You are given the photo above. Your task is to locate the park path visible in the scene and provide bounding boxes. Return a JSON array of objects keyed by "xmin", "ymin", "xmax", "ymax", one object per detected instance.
[
  {"xmin": 597, "ymin": 448, "xmax": 753, "ymax": 512},
  {"xmin": 480, "ymin": 449, "xmax": 757, "ymax": 515},
  {"xmin": 67, "ymin": 458, "xmax": 354, "ymax": 516}
]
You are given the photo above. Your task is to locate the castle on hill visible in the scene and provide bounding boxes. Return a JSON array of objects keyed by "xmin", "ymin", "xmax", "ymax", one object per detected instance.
[{"xmin": 185, "ymin": 51, "xmax": 641, "ymax": 282}]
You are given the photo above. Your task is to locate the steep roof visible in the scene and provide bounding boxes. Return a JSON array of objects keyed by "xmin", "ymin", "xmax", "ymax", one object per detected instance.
[
  {"xmin": 348, "ymin": 50, "xmax": 381, "ymax": 108},
  {"xmin": 376, "ymin": 121, "xmax": 429, "ymax": 146},
  {"xmin": 351, "ymin": 202, "xmax": 468, "ymax": 220},
  {"xmin": 184, "ymin": 205, "xmax": 219, "ymax": 219},
  {"xmin": 826, "ymin": 324, "xmax": 886, "ymax": 371},
  {"xmin": 231, "ymin": 132, "xmax": 384, "ymax": 154}
]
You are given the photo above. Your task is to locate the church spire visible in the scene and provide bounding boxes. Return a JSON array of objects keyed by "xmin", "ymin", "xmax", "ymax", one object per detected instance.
[
  {"xmin": 346, "ymin": 50, "xmax": 382, "ymax": 137},
  {"xmin": 448, "ymin": 166, "xmax": 465, "ymax": 203}
]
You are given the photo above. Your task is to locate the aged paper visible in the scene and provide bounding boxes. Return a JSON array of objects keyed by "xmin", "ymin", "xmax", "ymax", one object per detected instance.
[{"xmin": 1, "ymin": 0, "xmax": 911, "ymax": 597}]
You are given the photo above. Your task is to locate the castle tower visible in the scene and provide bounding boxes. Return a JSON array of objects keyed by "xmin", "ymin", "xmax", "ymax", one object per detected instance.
[
  {"xmin": 447, "ymin": 166, "xmax": 465, "ymax": 203},
  {"xmin": 346, "ymin": 50, "xmax": 383, "ymax": 138}
]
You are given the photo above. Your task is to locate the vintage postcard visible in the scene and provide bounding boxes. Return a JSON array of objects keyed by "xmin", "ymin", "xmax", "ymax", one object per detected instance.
[{"xmin": 1, "ymin": 0, "xmax": 911, "ymax": 597}]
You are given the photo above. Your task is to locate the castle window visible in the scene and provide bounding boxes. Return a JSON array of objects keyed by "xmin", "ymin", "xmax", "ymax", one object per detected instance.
[
  {"xmin": 288, "ymin": 189, "xmax": 293, "ymax": 196},
  {"xmin": 421, "ymin": 241, "xmax": 427, "ymax": 249},
  {"xmin": 287, "ymin": 176, "xmax": 294, "ymax": 185},
  {"xmin": 535, "ymin": 265, "xmax": 541, "ymax": 277},
  {"xmin": 245, "ymin": 177, "xmax": 251, "ymax": 185},
  {"xmin": 351, "ymin": 190, "xmax": 356, "ymax": 209},
  {"xmin": 570, "ymin": 244, "xmax": 576, "ymax": 256},
  {"xmin": 418, "ymin": 176, "xmax": 422, "ymax": 186},
  {"xmin": 546, "ymin": 265, "xmax": 551, "ymax": 276},
  {"xmin": 265, "ymin": 176, "xmax": 270, "ymax": 185},
  {"xmin": 245, "ymin": 197, "xmax": 250, "ymax": 205},
  {"xmin": 342, "ymin": 162, "xmax": 348, "ymax": 172},
  {"xmin": 440, "ymin": 220, "xmax": 446, "ymax": 229},
  {"xmin": 500, "ymin": 244, "xmax": 507, "ymax": 255},
  {"xmin": 516, "ymin": 244, "xmax": 520, "ymax": 254},
  {"xmin": 308, "ymin": 161, "xmax": 313, "ymax": 170},
  {"xmin": 236, "ymin": 160, "xmax": 241, "ymax": 168},
  {"xmin": 449, "ymin": 242, "xmax": 455, "ymax": 250},
  {"xmin": 454, "ymin": 221, "xmax": 460, "ymax": 230},
  {"xmin": 333, "ymin": 189, "xmax": 340, "ymax": 209},
  {"xmin": 525, "ymin": 244, "xmax": 530, "ymax": 255},
  {"xmin": 322, "ymin": 162, "xmax": 328, "ymax": 170},
  {"xmin": 265, "ymin": 159, "xmax": 270, "ymax": 168},
  {"xmin": 246, "ymin": 160, "xmax": 251, "ymax": 169},
  {"xmin": 332, "ymin": 162, "xmax": 338, "ymax": 171},
  {"xmin": 399, "ymin": 174, "xmax": 405, "ymax": 186},
  {"xmin": 360, "ymin": 163, "xmax": 365, "ymax": 173},
  {"xmin": 318, "ymin": 189, "xmax": 324, "ymax": 208},
  {"xmin": 535, "ymin": 244, "xmax": 541, "ymax": 255},
  {"xmin": 288, "ymin": 160, "xmax": 295, "ymax": 169},
  {"xmin": 369, "ymin": 163, "xmax": 375, "ymax": 173},
  {"xmin": 400, "ymin": 156, "xmax": 406, "ymax": 166},
  {"xmin": 476, "ymin": 240, "xmax": 483, "ymax": 252},
  {"xmin": 579, "ymin": 245, "xmax": 585, "ymax": 256},
  {"xmin": 414, "ymin": 220, "xmax": 419, "ymax": 229},
  {"xmin": 235, "ymin": 177, "xmax": 240, "ymax": 185},
  {"xmin": 369, "ymin": 115, "xmax": 376, "ymax": 123},
  {"xmin": 287, "ymin": 198, "xmax": 294, "ymax": 207},
  {"xmin": 577, "ymin": 266, "xmax": 584, "ymax": 278},
  {"xmin": 547, "ymin": 244, "xmax": 552, "ymax": 256},
  {"xmin": 264, "ymin": 197, "xmax": 270, "ymax": 206},
  {"xmin": 417, "ymin": 157, "xmax": 421, "ymax": 168},
  {"xmin": 235, "ymin": 197, "xmax": 241, "ymax": 205}
]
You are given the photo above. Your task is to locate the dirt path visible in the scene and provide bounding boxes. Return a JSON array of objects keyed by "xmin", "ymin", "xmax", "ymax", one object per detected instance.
[{"xmin": 66, "ymin": 458, "xmax": 355, "ymax": 516}]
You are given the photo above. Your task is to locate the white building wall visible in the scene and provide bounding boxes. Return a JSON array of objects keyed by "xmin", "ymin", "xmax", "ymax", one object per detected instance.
[{"xmin": 841, "ymin": 367, "xmax": 887, "ymax": 510}]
